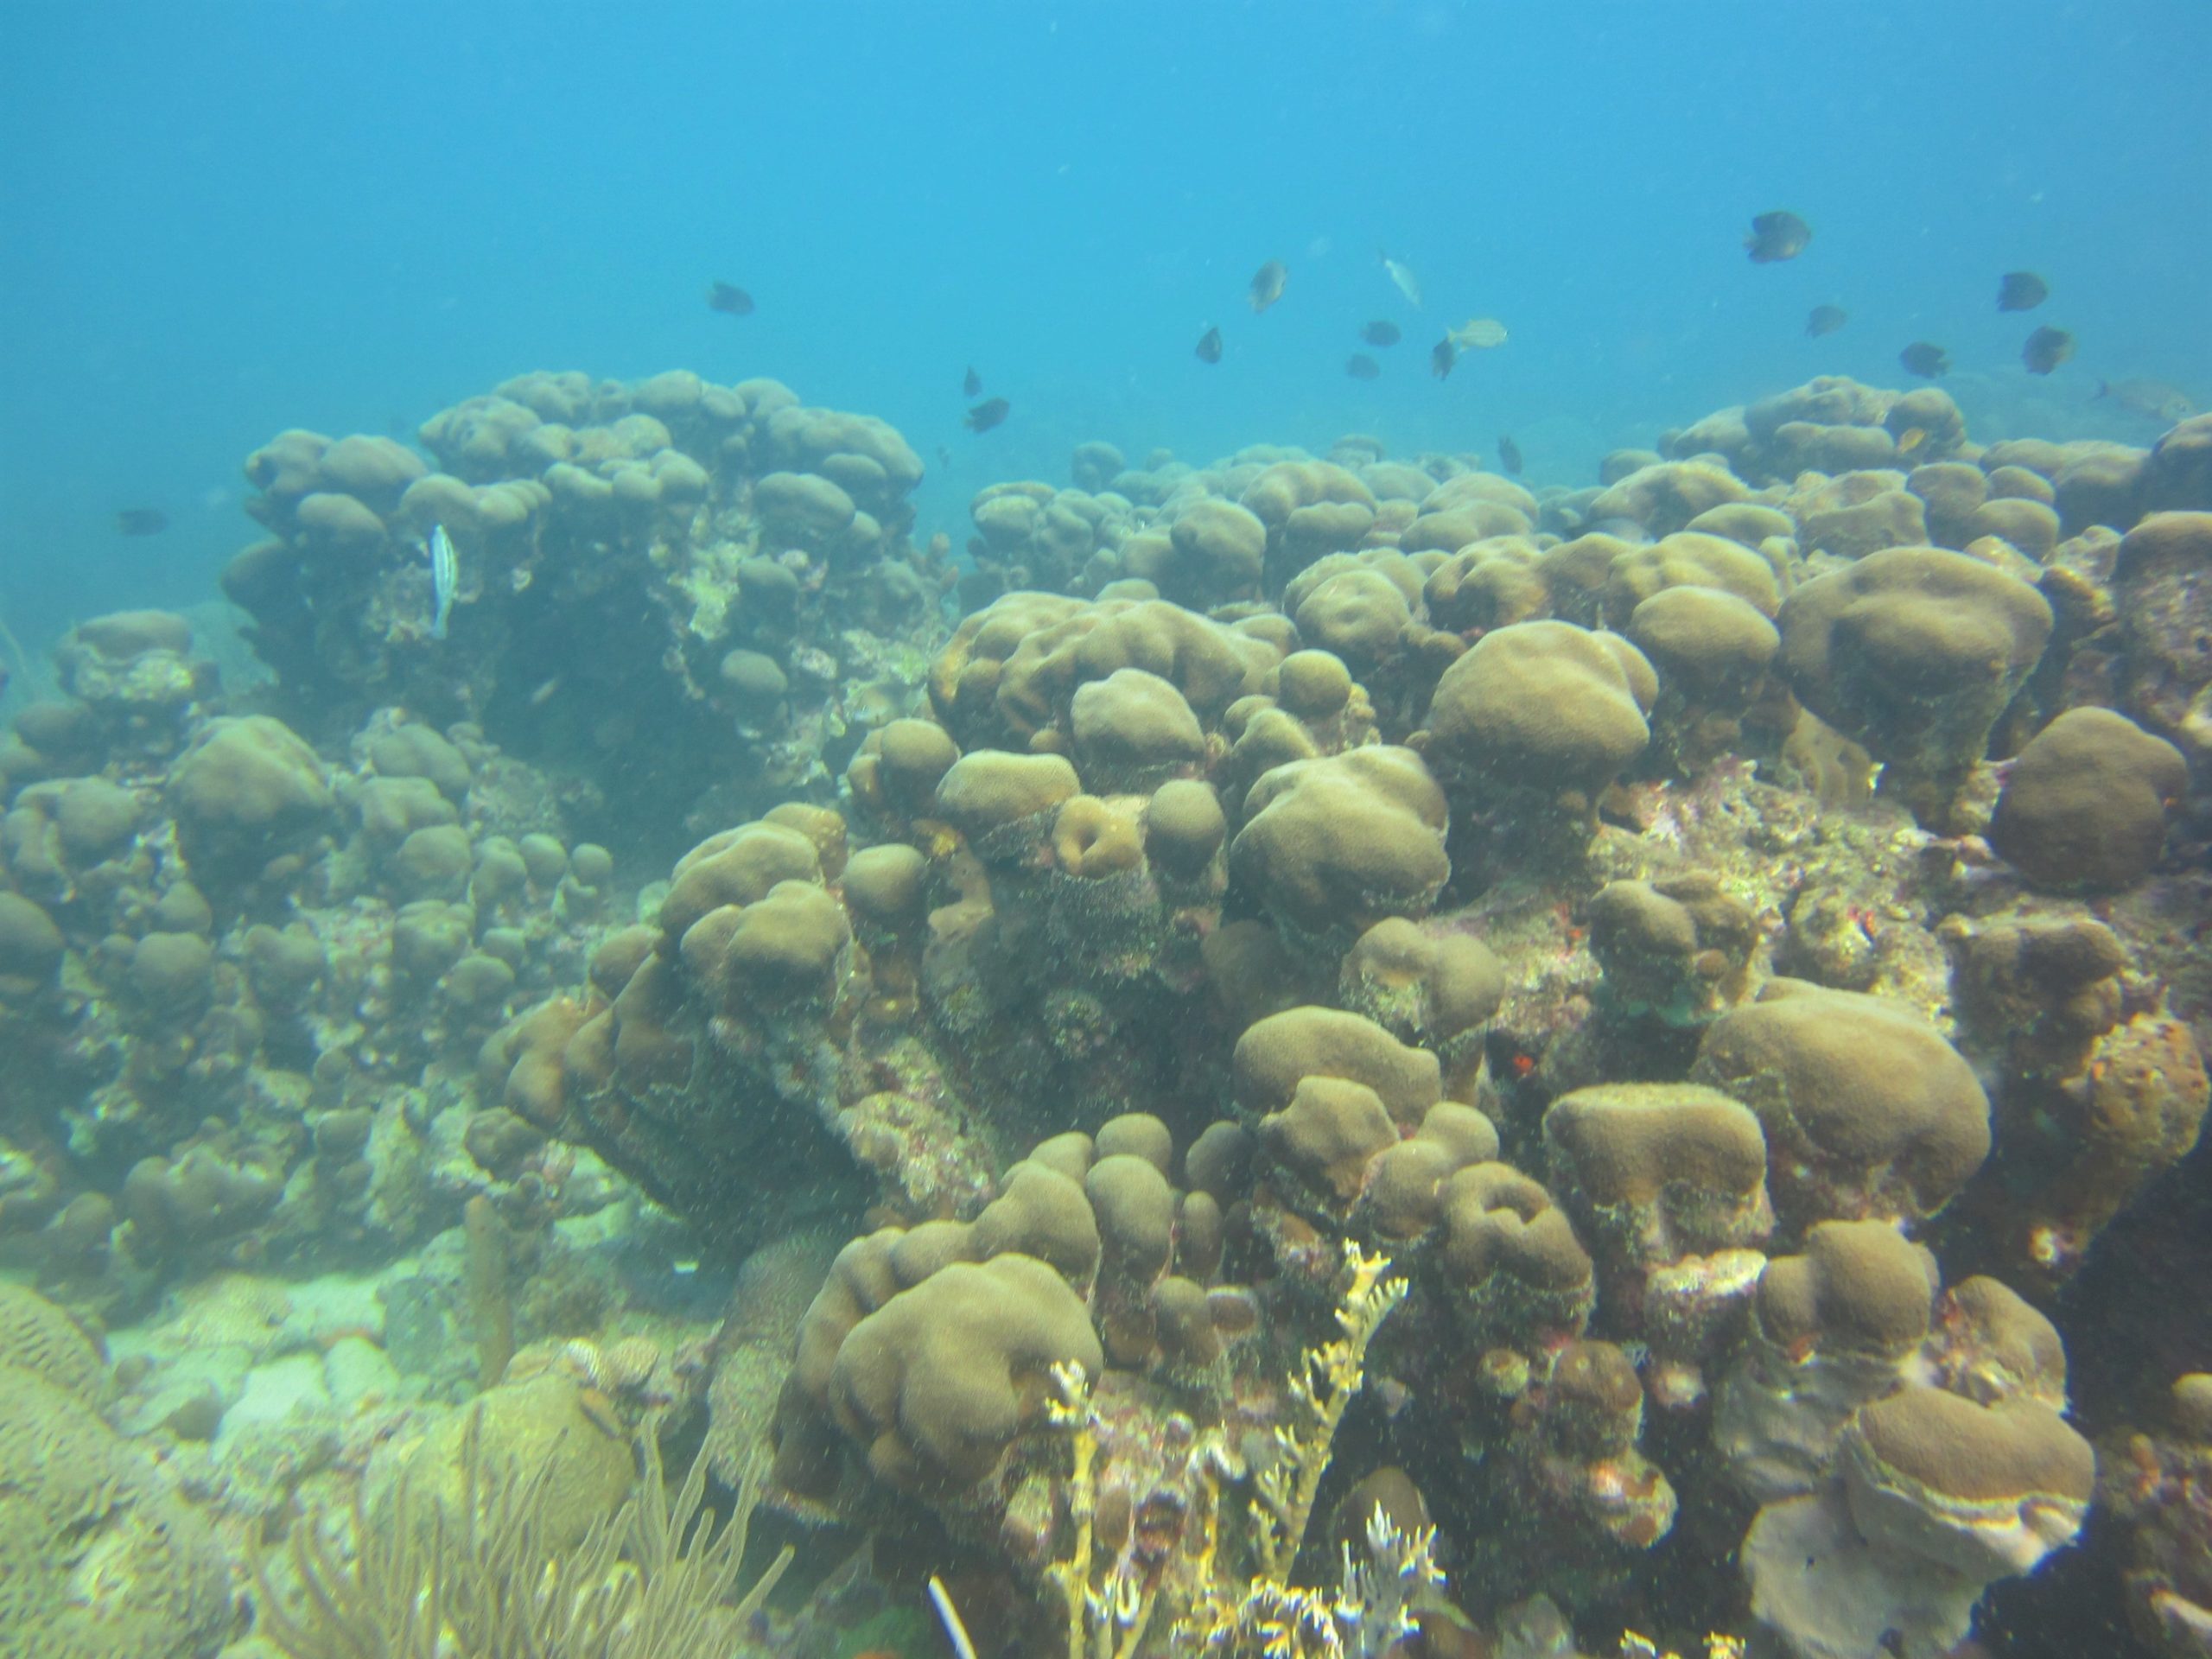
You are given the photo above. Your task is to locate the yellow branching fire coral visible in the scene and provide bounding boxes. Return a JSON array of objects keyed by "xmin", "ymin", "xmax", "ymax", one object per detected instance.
[
  {"xmin": 1251, "ymin": 1243, "xmax": 1410, "ymax": 1582},
  {"xmin": 1164, "ymin": 1242, "xmax": 1433, "ymax": 1658},
  {"xmin": 1620, "ymin": 1635, "xmax": 1747, "ymax": 1659},
  {"xmin": 1045, "ymin": 1358, "xmax": 1166, "ymax": 1659},
  {"xmin": 1188, "ymin": 1506, "xmax": 1443, "ymax": 1659}
]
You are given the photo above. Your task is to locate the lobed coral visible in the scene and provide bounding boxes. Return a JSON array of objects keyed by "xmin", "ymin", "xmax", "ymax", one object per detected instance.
[
  {"xmin": 226, "ymin": 371, "xmax": 949, "ymax": 862},
  {"xmin": 10, "ymin": 367, "xmax": 2212, "ymax": 1658}
]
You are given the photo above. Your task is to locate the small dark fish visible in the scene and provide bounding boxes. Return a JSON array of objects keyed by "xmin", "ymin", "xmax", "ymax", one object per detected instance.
[
  {"xmin": 1805, "ymin": 304, "xmax": 1848, "ymax": 337},
  {"xmin": 1361, "ymin": 320, "xmax": 1402, "ymax": 347},
  {"xmin": 2022, "ymin": 326, "xmax": 2075, "ymax": 376},
  {"xmin": 704, "ymin": 281, "xmax": 754, "ymax": 316},
  {"xmin": 1345, "ymin": 353, "xmax": 1381, "ymax": 380},
  {"xmin": 1497, "ymin": 435, "xmax": 1523, "ymax": 475},
  {"xmin": 1430, "ymin": 338, "xmax": 1459, "ymax": 379},
  {"xmin": 936, "ymin": 444, "xmax": 954, "ymax": 470},
  {"xmin": 1249, "ymin": 259, "xmax": 1288, "ymax": 313},
  {"xmin": 1195, "ymin": 325, "xmax": 1223, "ymax": 365},
  {"xmin": 1899, "ymin": 341, "xmax": 1950, "ymax": 378},
  {"xmin": 963, "ymin": 397, "xmax": 1011, "ymax": 433},
  {"xmin": 1997, "ymin": 271, "xmax": 2049, "ymax": 312},
  {"xmin": 1745, "ymin": 210, "xmax": 1812, "ymax": 264},
  {"xmin": 963, "ymin": 366, "xmax": 982, "ymax": 397},
  {"xmin": 2097, "ymin": 378, "xmax": 2196, "ymax": 423},
  {"xmin": 115, "ymin": 508, "xmax": 168, "ymax": 536}
]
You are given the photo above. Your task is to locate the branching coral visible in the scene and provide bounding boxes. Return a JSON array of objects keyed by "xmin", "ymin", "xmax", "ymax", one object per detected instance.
[
  {"xmin": 1039, "ymin": 1355, "xmax": 1191, "ymax": 1659},
  {"xmin": 1185, "ymin": 1506, "xmax": 1442, "ymax": 1659},
  {"xmin": 254, "ymin": 1409, "xmax": 791, "ymax": 1658},
  {"xmin": 1250, "ymin": 1244, "xmax": 1410, "ymax": 1583},
  {"xmin": 1169, "ymin": 1242, "xmax": 1428, "ymax": 1658},
  {"xmin": 1048, "ymin": 1361, "xmax": 1159, "ymax": 1659},
  {"xmin": 1620, "ymin": 1636, "xmax": 1746, "ymax": 1659}
]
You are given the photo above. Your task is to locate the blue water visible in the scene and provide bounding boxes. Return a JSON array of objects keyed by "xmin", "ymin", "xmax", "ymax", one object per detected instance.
[{"xmin": 4, "ymin": 0, "xmax": 2209, "ymax": 690}]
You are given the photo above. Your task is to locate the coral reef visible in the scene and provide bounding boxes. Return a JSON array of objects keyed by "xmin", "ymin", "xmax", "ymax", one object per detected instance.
[
  {"xmin": 1725, "ymin": 1227, "xmax": 2094, "ymax": 1659},
  {"xmin": 0, "ymin": 646, "xmax": 628, "ymax": 1322},
  {"xmin": 256, "ymin": 1408, "xmax": 790, "ymax": 1659},
  {"xmin": 8, "ymin": 367, "xmax": 2212, "ymax": 1658},
  {"xmin": 2105, "ymin": 1374, "xmax": 2212, "ymax": 1656},
  {"xmin": 0, "ymin": 1283, "xmax": 233, "ymax": 1659},
  {"xmin": 223, "ymin": 372, "xmax": 950, "ymax": 861}
]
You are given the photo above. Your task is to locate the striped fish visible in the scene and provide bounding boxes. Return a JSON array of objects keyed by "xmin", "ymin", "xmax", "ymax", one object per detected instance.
[{"xmin": 427, "ymin": 524, "xmax": 457, "ymax": 640}]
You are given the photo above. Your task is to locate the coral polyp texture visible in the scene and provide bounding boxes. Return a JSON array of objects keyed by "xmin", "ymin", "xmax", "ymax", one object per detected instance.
[
  {"xmin": 6, "ymin": 365, "xmax": 2212, "ymax": 1658},
  {"xmin": 224, "ymin": 371, "xmax": 948, "ymax": 861}
]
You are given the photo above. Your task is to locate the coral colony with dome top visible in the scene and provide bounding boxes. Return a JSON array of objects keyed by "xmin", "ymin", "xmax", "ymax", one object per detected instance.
[
  {"xmin": 6, "ymin": 364, "xmax": 2212, "ymax": 1658},
  {"xmin": 3, "ymin": 6, "xmax": 2211, "ymax": 1657}
]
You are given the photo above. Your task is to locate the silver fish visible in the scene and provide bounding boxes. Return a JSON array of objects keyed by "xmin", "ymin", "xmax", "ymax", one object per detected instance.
[
  {"xmin": 1380, "ymin": 252, "xmax": 1423, "ymax": 308},
  {"xmin": 427, "ymin": 524, "xmax": 457, "ymax": 639},
  {"xmin": 2097, "ymin": 377, "xmax": 2196, "ymax": 423}
]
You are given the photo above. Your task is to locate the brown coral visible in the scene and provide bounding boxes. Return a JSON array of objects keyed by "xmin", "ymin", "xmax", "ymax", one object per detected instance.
[
  {"xmin": 1229, "ymin": 746, "xmax": 1450, "ymax": 944},
  {"xmin": 1989, "ymin": 707, "xmax": 2188, "ymax": 891},
  {"xmin": 1777, "ymin": 545, "xmax": 2053, "ymax": 828},
  {"xmin": 828, "ymin": 1254, "xmax": 1105, "ymax": 1492},
  {"xmin": 1691, "ymin": 982, "xmax": 1990, "ymax": 1236}
]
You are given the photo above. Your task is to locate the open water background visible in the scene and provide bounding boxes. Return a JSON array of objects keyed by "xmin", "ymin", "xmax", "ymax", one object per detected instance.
[{"xmin": 4, "ymin": 0, "xmax": 2209, "ymax": 697}]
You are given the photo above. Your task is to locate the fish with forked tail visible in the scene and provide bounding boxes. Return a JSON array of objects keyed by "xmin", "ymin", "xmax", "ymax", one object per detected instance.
[
  {"xmin": 964, "ymin": 397, "xmax": 1011, "ymax": 433},
  {"xmin": 2096, "ymin": 378, "xmax": 2196, "ymax": 423},
  {"xmin": 427, "ymin": 524, "xmax": 458, "ymax": 640}
]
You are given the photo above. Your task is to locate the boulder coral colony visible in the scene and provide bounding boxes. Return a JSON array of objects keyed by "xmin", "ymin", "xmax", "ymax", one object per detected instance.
[{"xmin": 1, "ymin": 365, "xmax": 2210, "ymax": 1658}]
